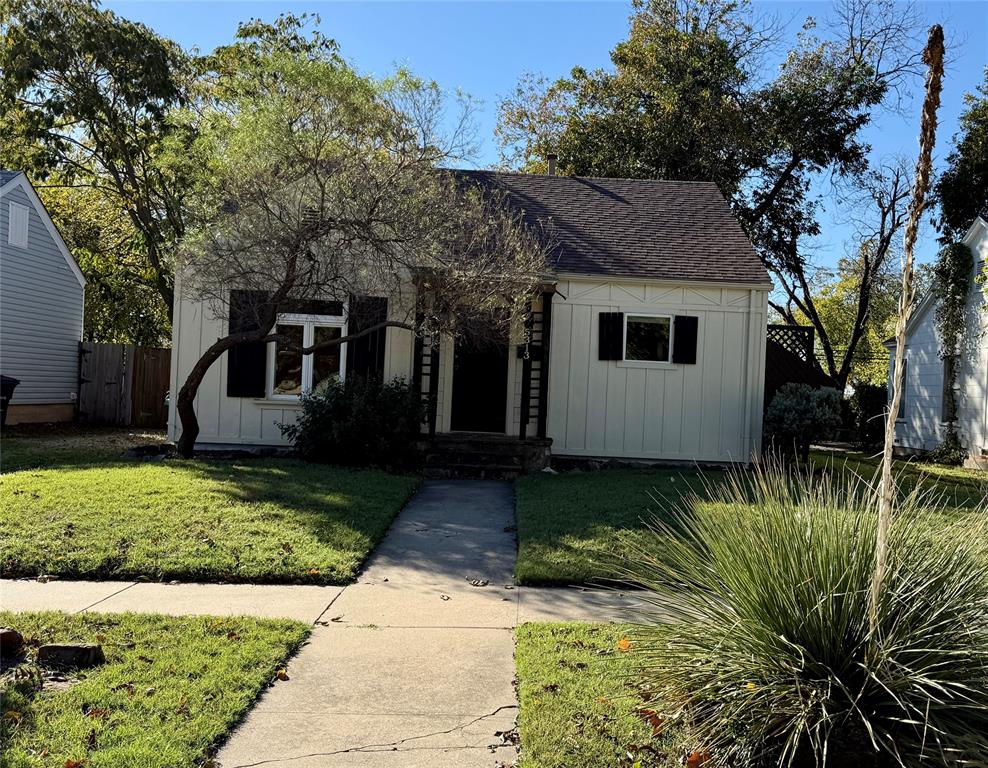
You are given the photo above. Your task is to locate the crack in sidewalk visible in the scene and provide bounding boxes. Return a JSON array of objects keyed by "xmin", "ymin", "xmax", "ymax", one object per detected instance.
[{"xmin": 223, "ymin": 704, "xmax": 520, "ymax": 767}]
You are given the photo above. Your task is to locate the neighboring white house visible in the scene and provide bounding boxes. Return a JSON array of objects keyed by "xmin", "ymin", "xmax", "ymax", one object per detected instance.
[
  {"xmin": 0, "ymin": 170, "xmax": 86, "ymax": 424},
  {"xmin": 168, "ymin": 172, "xmax": 772, "ymax": 464},
  {"xmin": 885, "ymin": 214, "xmax": 988, "ymax": 459}
]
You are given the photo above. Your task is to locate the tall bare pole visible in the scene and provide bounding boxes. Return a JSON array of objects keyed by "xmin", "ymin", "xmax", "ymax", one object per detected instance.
[{"xmin": 869, "ymin": 25, "xmax": 945, "ymax": 636}]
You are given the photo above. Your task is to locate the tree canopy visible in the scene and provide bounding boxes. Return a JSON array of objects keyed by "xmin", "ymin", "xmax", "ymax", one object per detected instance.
[
  {"xmin": 497, "ymin": 0, "xmax": 924, "ymax": 389},
  {"xmin": 0, "ymin": 0, "xmax": 200, "ymax": 332},
  {"xmin": 172, "ymin": 15, "xmax": 550, "ymax": 456},
  {"xmin": 934, "ymin": 67, "xmax": 988, "ymax": 242}
]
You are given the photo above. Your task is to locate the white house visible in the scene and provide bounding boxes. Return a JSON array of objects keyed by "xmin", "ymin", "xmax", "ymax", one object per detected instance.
[
  {"xmin": 885, "ymin": 214, "xmax": 988, "ymax": 460},
  {"xmin": 168, "ymin": 172, "xmax": 772, "ymax": 464},
  {"xmin": 0, "ymin": 170, "xmax": 86, "ymax": 424}
]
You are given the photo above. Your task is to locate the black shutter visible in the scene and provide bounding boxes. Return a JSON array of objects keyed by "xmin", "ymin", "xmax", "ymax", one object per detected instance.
[
  {"xmin": 346, "ymin": 296, "xmax": 388, "ymax": 380},
  {"xmin": 226, "ymin": 290, "xmax": 269, "ymax": 398},
  {"xmin": 672, "ymin": 315, "xmax": 699, "ymax": 364},
  {"xmin": 598, "ymin": 312, "xmax": 624, "ymax": 360}
]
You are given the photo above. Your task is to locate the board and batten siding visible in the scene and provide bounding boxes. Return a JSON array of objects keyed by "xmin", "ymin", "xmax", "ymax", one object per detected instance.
[
  {"xmin": 546, "ymin": 277, "xmax": 768, "ymax": 463},
  {"xmin": 890, "ymin": 216, "xmax": 988, "ymax": 455},
  {"xmin": 0, "ymin": 182, "xmax": 84, "ymax": 405},
  {"xmin": 166, "ymin": 273, "xmax": 416, "ymax": 446}
]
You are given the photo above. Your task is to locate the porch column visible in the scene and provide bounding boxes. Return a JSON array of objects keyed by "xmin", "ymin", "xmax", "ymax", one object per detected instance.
[
  {"xmin": 519, "ymin": 302, "xmax": 534, "ymax": 440},
  {"xmin": 536, "ymin": 289, "xmax": 553, "ymax": 439}
]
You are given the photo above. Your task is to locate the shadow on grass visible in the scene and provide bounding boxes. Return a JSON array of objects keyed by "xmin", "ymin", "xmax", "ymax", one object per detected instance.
[{"xmin": 1, "ymin": 451, "xmax": 419, "ymax": 586}]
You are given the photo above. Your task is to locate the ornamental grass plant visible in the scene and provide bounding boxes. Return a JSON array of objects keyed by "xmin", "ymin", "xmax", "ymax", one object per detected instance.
[{"xmin": 624, "ymin": 463, "xmax": 988, "ymax": 767}]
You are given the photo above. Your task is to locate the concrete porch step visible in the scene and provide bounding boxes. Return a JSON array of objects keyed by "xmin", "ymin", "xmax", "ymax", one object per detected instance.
[{"xmin": 416, "ymin": 432, "xmax": 552, "ymax": 477}]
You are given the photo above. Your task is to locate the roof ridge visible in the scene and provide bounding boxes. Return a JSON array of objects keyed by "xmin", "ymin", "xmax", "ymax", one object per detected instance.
[{"xmin": 449, "ymin": 168, "xmax": 721, "ymax": 186}]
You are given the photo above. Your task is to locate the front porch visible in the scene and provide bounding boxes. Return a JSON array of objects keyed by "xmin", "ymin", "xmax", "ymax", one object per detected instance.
[{"xmin": 411, "ymin": 288, "xmax": 555, "ymax": 446}]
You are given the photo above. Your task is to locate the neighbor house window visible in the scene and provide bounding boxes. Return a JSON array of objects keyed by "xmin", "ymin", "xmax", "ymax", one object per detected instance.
[
  {"xmin": 269, "ymin": 313, "xmax": 345, "ymax": 398},
  {"xmin": 942, "ymin": 355, "xmax": 958, "ymax": 421},
  {"xmin": 623, "ymin": 315, "xmax": 672, "ymax": 362},
  {"xmin": 7, "ymin": 202, "xmax": 29, "ymax": 248}
]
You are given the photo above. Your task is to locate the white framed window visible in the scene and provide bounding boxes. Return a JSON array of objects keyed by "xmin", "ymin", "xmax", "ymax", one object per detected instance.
[
  {"xmin": 7, "ymin": 202, "xmax": 29, "ymax": 248},
  {"xmin": 623, "ymin": 314, "xmax": 673, "ymax": 363},
  {"xmin": 267, "ymin": 313, "xmax": 347, "ymax": 399}
]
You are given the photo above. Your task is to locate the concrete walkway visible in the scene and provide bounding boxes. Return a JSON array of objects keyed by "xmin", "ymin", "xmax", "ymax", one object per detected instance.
[{"xmin": 0, "ymin": 480, "xmax": 639, "ymax": 767}]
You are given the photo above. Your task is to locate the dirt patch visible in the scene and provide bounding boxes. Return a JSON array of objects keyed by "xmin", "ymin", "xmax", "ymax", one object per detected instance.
[{"xmin": 2, "ymin": 425, "xmax": 167, "ymax": 453}]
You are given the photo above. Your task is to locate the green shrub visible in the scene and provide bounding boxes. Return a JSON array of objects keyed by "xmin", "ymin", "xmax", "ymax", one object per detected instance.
[
  {"xmin": 623, "ymin": 465, "xmax": 988, "ymax": 767},
  {"xmin": 848, "ymin": 382, "xmax": 888, "ymax": 448},
  {"xmin": 765, "ymin": 384, "xmax": 842, "ymax": 458},
  {"xmin": 926, "ymin": 433, "xmax": 968, "ymax": 466},
  {"xmin": 280, "ymin": 377, "xmax": 423, "ymax": 468}
]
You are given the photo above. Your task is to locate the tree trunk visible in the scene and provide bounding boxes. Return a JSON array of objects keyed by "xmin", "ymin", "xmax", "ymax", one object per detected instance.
[
  {"xmin": 176, "ymin": 337, "xmax": 240, "ymax": 457},
  {"xmin": 869, "ymin": 25, "xmax": 944, "ymax": 637}
]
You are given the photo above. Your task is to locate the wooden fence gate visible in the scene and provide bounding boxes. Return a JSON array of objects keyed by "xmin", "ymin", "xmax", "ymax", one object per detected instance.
[{"xmin": 78, "ymin": 343, "xmax": 171, "ymax": 427}]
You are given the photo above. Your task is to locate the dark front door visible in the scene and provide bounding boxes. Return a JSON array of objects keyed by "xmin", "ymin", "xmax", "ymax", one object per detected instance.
[{"xmin": 450, "ymin": 335, "xmax": 509, "ymax": 433}]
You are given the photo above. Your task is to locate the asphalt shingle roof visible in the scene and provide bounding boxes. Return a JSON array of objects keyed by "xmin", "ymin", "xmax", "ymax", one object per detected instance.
[
  {"xmin": 456, "ymin": 170, "xmax": 771, "ymax": 286},
  {"xmin": 0, "ymin": 169, "xmax": 23, "ymax": 186}
]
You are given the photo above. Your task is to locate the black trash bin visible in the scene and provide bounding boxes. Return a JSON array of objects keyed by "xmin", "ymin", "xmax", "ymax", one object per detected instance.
[{"xmin": 1, "ymin": 375, "xmax": 20, "ymax": 427}]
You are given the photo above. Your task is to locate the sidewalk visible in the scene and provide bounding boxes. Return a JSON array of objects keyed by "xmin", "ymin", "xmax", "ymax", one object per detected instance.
[{"xmin": 1, "ymin": 480, "xmax": 639, "ymax": 767}]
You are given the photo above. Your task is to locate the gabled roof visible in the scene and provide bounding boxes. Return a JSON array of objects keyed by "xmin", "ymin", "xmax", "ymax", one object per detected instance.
[
  {"xmin": 454, "ymin": 170, "xmax": 772, "ymax": 286},
  {"xmin": 0, "ymin": 169, "xmax": 86, "ymax": 288}
]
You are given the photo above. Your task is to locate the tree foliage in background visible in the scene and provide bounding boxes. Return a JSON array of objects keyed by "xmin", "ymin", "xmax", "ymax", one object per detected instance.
[
  {"xmin": 934, "ymin": 67, "xmax": 988, "ymax": 243},
  {"xmin": 497, "ymin": 0, "xmax": 923, "ymax": 391},
  {"xmin": 0, "ymin": 0, "xmax": 200, "ymax": 335},
  {"xmin": 792, "ymin": 248, "xmax": 900, "ymax": 387},
  {"xmin": 38, "ymin": 183, "xmax": 171, "ymax": 344}
]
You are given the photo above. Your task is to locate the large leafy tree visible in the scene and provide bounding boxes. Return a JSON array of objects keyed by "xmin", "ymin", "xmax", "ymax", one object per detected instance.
[
  {"xmin": 41, "ymin": 183, "xmax": 170, "ymax": 344},
  {"xmin": 497, "ymin": 0, "xmax": 923, "ymax": 388},
  {"xmin": 174, "ymin": 17, "xmax": 548, "ymax": 456},
  {"xmin": 934, "ymin": 67, "xmax": 988, "ymax": 242},
  {"xmin": 0, "ymin": 0, "xmax": 200, "ymax": 325}
]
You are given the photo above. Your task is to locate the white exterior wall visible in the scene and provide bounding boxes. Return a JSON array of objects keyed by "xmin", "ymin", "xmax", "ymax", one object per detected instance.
[
  {"xmin": 166, "ymin": 273, "xmax": 416, "ymax": 446},
  {"xmin": 169, "ymin": 273, "xmax": 769, "ymax": 462},
  {"xmin": 0, "ymin": 179, "xmax": 85, "ymax": 406},
  {"xmin": 891, "ymin": 217, "xmax": 988, "ymax": 455},
  {"xmin": 545, "ymin": 276, "xmax": 768, "ymax": 463}
]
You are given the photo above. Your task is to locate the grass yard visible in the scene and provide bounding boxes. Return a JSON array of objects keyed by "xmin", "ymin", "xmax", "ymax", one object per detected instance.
[
  {"xmin": 0, "ymin": 610, "xmax": 308, "ymax": 767},
  {"xmin": 809, "ymin": 447, "xmax": 988, "ymax": 512},
  {"xmin": 515, "ymin": 622, "xmax": 674, "ymax": 768},
  {"xmin": 0, "ymin": 441, "xmax": 418, "ymax": 584},
  {"xmin": 516, "ymin": 450, "xmax": 987, "ymax": 586},
  {"xmin": 514, "ymin": 467, "xmax": 714, "ymax": 585}
]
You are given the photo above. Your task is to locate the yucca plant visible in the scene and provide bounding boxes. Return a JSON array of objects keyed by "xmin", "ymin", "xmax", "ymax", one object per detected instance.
[{"xmin": 624, "ymin": 464, "xmax": 988, "ymax": 767}]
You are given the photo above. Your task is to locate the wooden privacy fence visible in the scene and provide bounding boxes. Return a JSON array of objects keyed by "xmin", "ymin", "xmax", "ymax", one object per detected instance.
[{"xmin": 78, "ymin": 343, "xmax": 171, "ymax": 427}]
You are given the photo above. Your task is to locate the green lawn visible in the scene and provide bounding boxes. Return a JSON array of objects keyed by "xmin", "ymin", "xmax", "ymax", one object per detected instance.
[
  {"xmin": 809, "ymin": 448, "xmax": 988, "ymax": 512},
  {"xmin": 514, "ymin": 468, "xmax": 714, "ymax": 585},
  {"xmin": 0, "ymin": 439, "xmax": 418, "ymax": 584},
  {"xmin": 0, "ymin": 610, "xmax": 308, "ymax": 768},
  {"xmin": 516, "ymin": 622, "xmax": 675, "ymax": 768},
  {"xmin": 516, "ymin": 451, "xmax": 987, "ymax": 586}
]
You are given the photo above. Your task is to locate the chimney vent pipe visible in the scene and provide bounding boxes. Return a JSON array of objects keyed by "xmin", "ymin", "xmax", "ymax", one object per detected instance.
[{"xmin": 547, "ymin": 154, "xmax": 557, "ymax": 176}]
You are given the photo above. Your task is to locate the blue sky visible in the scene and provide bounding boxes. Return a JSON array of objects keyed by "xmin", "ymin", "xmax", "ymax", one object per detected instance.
[{"xmin": 107, "ymin": 0, "xmax": 987, "ymax": 269}]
